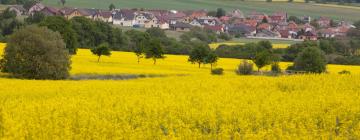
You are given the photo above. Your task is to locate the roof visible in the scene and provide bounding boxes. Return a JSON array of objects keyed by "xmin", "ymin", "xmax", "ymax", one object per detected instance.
[
  {"xmin": 257, "ymin": 23, "xmax": 271, "ymax": 30},
  {"xmin": 97, "ymin": 10, "xmax": 112, "ymax": 18},
  {"xmin": 61, "ymin": 8, "xmax": 96, "ymax": 16},
  {"xmin": 171, "ymin": 22, "xmax": 192, "ymax": 28},
  {"xmin": 278, "ymin": 29, "xmax": 290, "ymax": 38},
  {"xmin": 41, "ymin": 6, "xmax": 60, "ymax": 15},
  {"xmin": 204, "ymin": 25, "xmax": 223, "ymax": 32},
  {"xmin": 9, "ymin": 5, "xmax": 25, "ymax": 11},
  {"xmin": 113, "ymin": 10, "xmax": 135, "ymax": 20},
  {"xmin": 228, "ymin": 23, "xmax": 256, "ymax": 33}
]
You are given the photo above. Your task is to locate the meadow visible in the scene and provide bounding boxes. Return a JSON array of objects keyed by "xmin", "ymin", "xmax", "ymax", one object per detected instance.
[
  {"xmin": 1, "ymin": 43, "xmax": 360, "ymax": 139},
  {"xmin": 41, "ymin": 0, "xmax": 360, "ymax": 21}
]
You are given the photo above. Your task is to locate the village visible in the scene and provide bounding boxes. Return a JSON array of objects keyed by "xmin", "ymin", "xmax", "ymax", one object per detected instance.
[{"xmin": 6, "ymin": 3, "xmax": 356, "ymax": 41}]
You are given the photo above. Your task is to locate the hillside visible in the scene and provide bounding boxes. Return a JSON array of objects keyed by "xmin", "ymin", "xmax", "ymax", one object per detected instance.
[{"xmin": 42, "ymin": 0, "xmax": 360, "ymax": 21}]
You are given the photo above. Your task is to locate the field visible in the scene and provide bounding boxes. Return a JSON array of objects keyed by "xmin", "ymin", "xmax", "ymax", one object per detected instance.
[
  {"xmin": 41, "ymin": 0, "xmax": 360, "ymax": 22},
  {"xmin": 1, "ymin": 43, "xmax": 360, "ymax": 139}
]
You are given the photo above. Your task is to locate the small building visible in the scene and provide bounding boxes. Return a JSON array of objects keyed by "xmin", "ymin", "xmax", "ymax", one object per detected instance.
[
  {"xmin": 204, "ymin": 25, "xmax": 224, "ymax": 34},
  {"xmin": 28, "ymin": 3, "xmax": 45, "ymax": 15},
  {"xmin": 256, "ymin": 29, "xmax": 281, "ymax": 38},
  {"xmin": 94, "ymin": 10, "xmax": 113, "ymax": 23},
  {"xmin": 40, "ymin": 6, "xmax": 61, "ymax": 16},
  {"xmin": 113, "ymin": 10, "xmax": 136, "ymax": 26},
  {"xmin": 227, "ymin": 24, "xmax": 256, "ymax": 37},
  {"xmin": 8, "ymin": 5, "xmax": 26, "ymax": 16},
  {"xmin": 170, "ymin": 22, "xmax": 192, "ymax": 32},
  {"xmin": 317, "ymin": 17, "xmax": 331, "ymax": 28}
]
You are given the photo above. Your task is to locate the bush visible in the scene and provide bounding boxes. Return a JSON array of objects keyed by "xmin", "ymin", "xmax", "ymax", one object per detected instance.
[
  {"xmin": 338, "ymin": 70, "xmax": 351, "ymax": 75},
  {"xmin": 236, "ymin": 60, "xmax": 253, "ymax": 75},
  {"xmin": 2, "ymin": 26, "xmax": 71, "ymax": 80},
  {"xmin": 293, "ymin": 47, "xmax": 327, "ymax": 73},
  {"xmin": 271, "ymin": 63, "xmax": 281, "ymax": 74},
  {"xmin": 211, "ymin": 68, "xmax": 224, "ymax": 75}
]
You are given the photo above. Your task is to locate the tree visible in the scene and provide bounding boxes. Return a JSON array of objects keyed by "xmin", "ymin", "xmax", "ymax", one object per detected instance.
[
  {"xmin": 288, "ymin": 0, "xmax": 294, "ymax": 2},
  {"xmin": 146, "ymin": 27, "xmax": 166, "ymax": 38},
  {"xmin": 23, "ymin": 0, "xmax": 38, "ymax": 10},
  {"xmin": 59, "ymin": 0, "xmax": 66, "ymax": 6},
  {"xmin": 126, "ymin": 30, "xmax": 151, "ymax": 63},
  {"xmin": 91, "ymin": 43, "xmax": 112, "ymax": 62},
  {"xmin": 207, "ymin": 11, "xmax": 217, "ymax": 17},
  {"xmin": 2, "ymin": 26, "xmax": 70, "ymax": 80},
  {"xmin": 145, "ymin": 38, "xmax": 165, "ymax": 64},
  {"xmin": 0, "ymin": 8, "xmax": 23, "ymax": 37},
  {"xmin": 110, "ymin": 28, "xmax": 128, "ymax": 51},
  {"xmin": 252, "ymin": 51, "xmax": 273, "ymax": 72},
  {"xmin": 39, "ymin": 16, "xmax": 78, "ymax": 54},
  {"xmin": 293, "ymin": 47, "xmax": 327, "ymax": 73},
  {"xmin": 319, "ymin": 39, "xmax": 335, "ymax": 54},
  {"xmin": 188, "ymin": 42, "xmax": 210, "ymax": 68},
  {"xmin": 288, "ymin": 16, "xmax": 303, "ymax": 24},
  {"xmin": 261, "ymin": 17, "xmax": 268, "ymax": 23},
  {"xmin": 134, "ymin": 41, "xmax": 145, "ymax": 64},
  {"xmin": 204, "ymin": 50, "xmax": 218, "ymax": 70},
  {"xmin": 25, "ymin": 11, "xmax": 45, "ymax": 24},
  {"xmin": 216, "ymin": 8, "xmax": 226, "ymax": 18},
  {"xmin": 109, "ymin": 3, "xmax": 116, "ymax": 11}
]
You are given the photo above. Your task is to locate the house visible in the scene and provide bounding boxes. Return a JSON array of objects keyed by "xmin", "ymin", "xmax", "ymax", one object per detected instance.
[
  {"xmin": 219, "ymin": 16, "xmax": 231, "ymax": 24},
  {"xmin": 229, "ymin": 9, "xmax": 244, "ymax": 19},
  {"xmin": 227, "ymin": 24, "xmax": 256, "ymax": 37},
  {"xmin": 278, "ymin": 29, "xmax": 291, "ymax": 38},
  {"xmin": 154, "ymin": 15, "xmax": 170, "ymax": 29},
  {"xmin": 189, "ymin": 19, "xmax": 202, "ymax": 27},
  {"xmin": 8, "ymin": 5, "xmax": 26, "ymax": 16},
  {"xmin": 301, "ymin": 23, "xmax": 315, "ymax": 32},
  {"xmin": 144, "ymin": 16, "xmax": 160, "ymax": 28},
  {"xmin": 190, "ymin": 17, "xmax": 219, "ymax": 27},
  {"xmin": 298, "ymin": 31, "xmax": 317, "ymax": 40},
  {"xmin": 61, "ymin": 8, "xmax": 95, "ymax": 19},
  {"xmin": 318, "ymin": 28, "xmax": 336, "ymax": 38},
  {"xmin": 248, "ymin": 11, "xmax": 267, "ymax": 22},
  {"xmin": 166, "ymin": 11, "xmax": 187, "ymax": 24},
  {"xmin": 28, "ymin": 3, "xmax": 45, "ymax": 15},
  {"xmin": 269, "ymin": 11, "xmax": 287, "ymax": 24},
  {"xmin": 256, "ymin": 29, "xmax": 281, "ymax": 38},
  {"xmin": 134, "ymin": 12, "xmax": 155, "ymax": 27},
  {"xmin": 257, "ymin": 23, "xmax": 272, "ymax": 30},
  {"xmin": 170, "ymin": 22, "xmax": 192, "ymax": 31},
  {"xmin": 185, "ymin": 10, "xmax": 208, "ymax": 20},
  {"xmin": 113, "ymin": 10, "xmax": 136, "ymax": 26},
  {"xmin": 287, "ymin": 21, "xmax": 298, "ymax": 32},
  {"xmin": 40, "ymin": 6, "xmax": 61, "ymax": 16},
  {"xmin": 204, "ymin": 25, "xmax": 224, "ymax": 34},
  {"xmin": 302, "ymin": 16, "xmax": 311, "ymax": 23},
  {"xmin": 157, "ymin": 20, "xmax": 170, "ymax": 29},
  {"xmin": 94, "ymin": 10, "xmax": 113, "ymax": 23},
  {"xmin": 240, "ymin": 19, "xmax": 258, "ymax": 27},
  {"xmin": 317, "ymin": 17, "xmax": 331, "ymax": 28}
]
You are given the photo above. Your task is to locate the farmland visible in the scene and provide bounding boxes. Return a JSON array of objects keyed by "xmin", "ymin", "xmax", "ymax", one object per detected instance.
[
  {"xmin": 41, "ymin": 0, "xmax": 360, "ymax": 21},
  {"xmin": 1, "ymin": 43, "xmax": 360, "ymax": 138}
]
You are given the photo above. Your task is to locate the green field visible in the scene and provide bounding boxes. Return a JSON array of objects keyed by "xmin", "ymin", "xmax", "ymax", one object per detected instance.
[{"xmin": 42, "ymin": 0, "xmax": 360, "ymax": 22}]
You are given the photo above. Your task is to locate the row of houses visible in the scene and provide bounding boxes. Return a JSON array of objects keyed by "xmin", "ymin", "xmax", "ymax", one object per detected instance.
[{"xmin": 8, "ymin": 3, "xmax": 355, "ymax": 40}]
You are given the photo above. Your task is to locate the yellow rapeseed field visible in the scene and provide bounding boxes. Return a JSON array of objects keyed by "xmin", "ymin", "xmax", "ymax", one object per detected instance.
[{"xmin": 0, "ymin": 44, "xmax": 360, "ymax": 139}]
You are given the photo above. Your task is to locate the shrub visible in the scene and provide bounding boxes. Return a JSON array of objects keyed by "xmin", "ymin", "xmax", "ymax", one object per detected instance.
[
  {"xmin": 211, "ymin": 68, "xmax": 224, "ymax": 75},
  {"xmin": 293, "ymin": 47, "xmax": 327, "ymax": 73},
  {"xmin": 236, "ymin": 60, "xmax": 253, "ymax": 75},
  {"xmin": 271, "ymin": 62, "xmax": 281, "ymax": 74},
  {"xmin": 339, "ymin": 70, "xmax": 351, "ymax": 75},
  {"xmin": 3, "ymin": 26, "xmax": 70, "ymax": 80}
]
